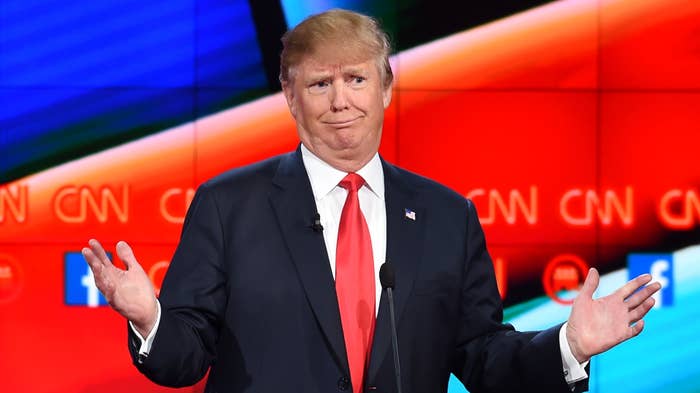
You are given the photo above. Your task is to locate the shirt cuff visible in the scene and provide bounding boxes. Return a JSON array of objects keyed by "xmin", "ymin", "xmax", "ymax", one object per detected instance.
[
  {"xmin": 128, "ymin": 300, "xmax": 162, "ymax": 356},
  {"xmin": 559, "ymin": 322, "xmax": 589, "ymax": 384}
]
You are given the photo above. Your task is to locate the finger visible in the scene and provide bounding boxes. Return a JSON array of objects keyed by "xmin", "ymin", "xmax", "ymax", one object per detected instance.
[
  {"xmin": 625, "ymin": 281, "xmax": 661, "ymax": 309},
  {"xmin": 88, "ymin": 239, "xmax": 112, "ymax": 266},
  {"xmin": 578, "ymin": 268, "xmax": 599, "ymax": 300},
  {"xmin": 82, "ymin": 247, "xmax": 113, "ymax": 292},
  {"xmin": 629, "ymin": 297, "xmax": 655, "ymax": 324},
  {"xmin": 628, "ymin": 319, "xmax": 645, "ymax": 339},
  {"xmin": 618, "ymin": 273, "xmax": 653, "ymax": 300},
  {"xmin": 81, "ymin": 247, "xmax": 102, "ymax": 271},
  {"xmin": 116, "ymin": 241, "xmax": 141, "ymax": 271}
]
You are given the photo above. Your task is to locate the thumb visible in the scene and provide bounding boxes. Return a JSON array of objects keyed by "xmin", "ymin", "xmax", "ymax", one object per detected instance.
[
  {"xmin": 578, "ymin": 267, "xmax": 599, "ymax": 299},
  {"xmin": 116, "ymin": 241, "xmax": 142, "ymax": 271}
]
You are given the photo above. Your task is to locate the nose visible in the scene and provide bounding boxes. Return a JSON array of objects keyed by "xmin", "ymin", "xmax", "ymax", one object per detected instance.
[{"xmin": 329, "ymin": 80, "xmax": 349, "ymax": 112}]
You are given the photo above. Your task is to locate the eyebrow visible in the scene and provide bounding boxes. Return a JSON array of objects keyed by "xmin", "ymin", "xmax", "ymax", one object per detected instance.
[
  {"xmin": 303, "ymin": 65, "xmax": 370, "ymax": 83},
  {"xmin": 303, "ymin": 74, "xmax": 331, "ymax": 86},
  {"xmin": 341, "ymin": 66, "xmax": 369, "ymax": 75}
]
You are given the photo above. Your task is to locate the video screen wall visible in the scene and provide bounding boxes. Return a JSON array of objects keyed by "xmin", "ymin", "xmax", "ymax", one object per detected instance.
[{"xmin": 1, "ymin": 0, "xmax": 699, "ymax": 392}]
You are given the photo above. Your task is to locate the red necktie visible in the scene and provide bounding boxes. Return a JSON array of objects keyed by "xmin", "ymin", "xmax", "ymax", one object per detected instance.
[{"xmin": 336, "ymin": 173, "xmax": 376, "ymax": 393}]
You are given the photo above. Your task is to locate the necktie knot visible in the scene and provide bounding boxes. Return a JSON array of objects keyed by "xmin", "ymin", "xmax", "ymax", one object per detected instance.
[{"xmin": 340, "ymin": 173, "xmax": 365, "ymax": 192}]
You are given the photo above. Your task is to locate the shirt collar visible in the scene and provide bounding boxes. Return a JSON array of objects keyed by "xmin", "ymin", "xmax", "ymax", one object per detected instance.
[{"xmin": 300, "ymin": 143, "xmax": 385, "ymax": 202}]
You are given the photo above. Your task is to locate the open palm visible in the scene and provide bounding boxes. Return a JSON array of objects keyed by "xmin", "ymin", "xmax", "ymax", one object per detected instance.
[
  {"xmin": 566, "ymin": 268, "xmax": 660, "ymax": 363},
  {"xmin": 82, "ymin": 239, "xmax": 158, "ymax": 337}
]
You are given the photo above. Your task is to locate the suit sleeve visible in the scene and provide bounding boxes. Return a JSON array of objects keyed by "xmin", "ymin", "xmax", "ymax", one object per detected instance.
[
  {"xmin": 451, "ymin": 200, "xmax": 588, "ymax": 393},
  {"xmin": 127, "ymin": 183, "xmax": 228, "ymax": 387}
]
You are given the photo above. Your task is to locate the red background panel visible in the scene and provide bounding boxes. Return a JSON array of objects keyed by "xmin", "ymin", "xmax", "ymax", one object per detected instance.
[
  {"xmin": 395, "ymin": 0, "xmax": 598, "ymax": 90},
  {"xmin": 600, "ymin": 0, "xmax": 700, "ymax": 89},
  {"xmin": 488, "ymin": 244, "xmax": 597, "ymax": 304},
  {"xmin": 194, "ymin": 95, "xmax": 298, "ymax": 183},
  {"xmin": 0, "ymin": 126, "xmax": 196, "ymax": 245},
  {"xmin": 396, "ymin": 90, "xmax": 598, "ymax": 246},
  {"xmin": 0, "ymin": 244, "xmax": 193, "ymax": 393},
  {"xmin": 599, "ymin": 92, "xmax": 700, "ymax": 246}
]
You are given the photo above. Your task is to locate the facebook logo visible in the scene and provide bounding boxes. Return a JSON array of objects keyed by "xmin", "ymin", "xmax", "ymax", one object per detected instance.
[
  {"xmin": 65, "ymin": 252, "xmax": 108, "ymax": 307},
  {"xmin": 628, "ymin": 253, "xmax": 674, "ymax": 308}
]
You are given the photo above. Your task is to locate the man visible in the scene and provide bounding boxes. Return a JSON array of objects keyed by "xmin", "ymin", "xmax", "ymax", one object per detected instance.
[{"xmin": 83, "ymin": 9, "xmax": 659, "ymax": 393}]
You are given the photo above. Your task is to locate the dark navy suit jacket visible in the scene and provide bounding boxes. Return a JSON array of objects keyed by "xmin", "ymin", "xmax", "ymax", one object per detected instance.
[{"xmin": 128, "ymin": 147, "xmax": 587, "ymax": 393}]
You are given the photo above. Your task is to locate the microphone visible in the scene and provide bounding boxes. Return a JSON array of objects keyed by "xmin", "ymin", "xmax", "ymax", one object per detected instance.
[
  {"xmin": 310, "ymin": 213, "xmax": 324, "ymax": 232},
  {"xmin": 379, "ymin": 262, "xmax": 402, "ymax": 393}
]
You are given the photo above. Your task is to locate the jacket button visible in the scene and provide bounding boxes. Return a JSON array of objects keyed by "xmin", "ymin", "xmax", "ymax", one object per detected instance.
[{"xmin": 337, "ymin": 376, "xmax": 350, "ymax": 391}]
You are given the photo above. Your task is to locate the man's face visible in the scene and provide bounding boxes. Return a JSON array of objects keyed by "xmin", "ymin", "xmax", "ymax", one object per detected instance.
[{"xmin": 282, "ymin": 51, "xmax": 392, "ymax": 171}]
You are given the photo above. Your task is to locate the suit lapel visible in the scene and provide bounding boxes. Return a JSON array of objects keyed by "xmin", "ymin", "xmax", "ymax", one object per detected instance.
[
  {"xmin": 368, "ymin": 160, "xmax": 425, "ymax": 383},
  {"xmin": 268, "ymin": 148, "xmax": 349, "ymax": 374}
]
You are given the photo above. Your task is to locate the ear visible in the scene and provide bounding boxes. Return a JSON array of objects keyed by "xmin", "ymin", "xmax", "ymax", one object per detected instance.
[
  {"xmin": 382, "ymin": 82, "xmax": 393, "ymax": 109},
  {"xmin": 281, "ymin": 80, "xmax": 297, "ymax": 118}
]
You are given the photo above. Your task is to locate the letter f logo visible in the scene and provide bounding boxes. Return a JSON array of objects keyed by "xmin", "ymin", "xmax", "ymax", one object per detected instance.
[{"xmin": 628, "ymin": 253, "xmax": 674, "ymax": 308}]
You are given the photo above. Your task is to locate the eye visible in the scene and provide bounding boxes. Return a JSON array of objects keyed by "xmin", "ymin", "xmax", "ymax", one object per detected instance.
[
  {"xmin": 348, "ymin": 75, "xmax": 368, "ymax": 89},
  {"xmin": 308, "ymin": 80, "xmax": 329, "ymax": 94}
]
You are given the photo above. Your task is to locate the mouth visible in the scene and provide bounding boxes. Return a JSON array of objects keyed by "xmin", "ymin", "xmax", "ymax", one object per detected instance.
[{"xmin": 323, "ymin": 117, "xmax": 360, "ymax": 128}]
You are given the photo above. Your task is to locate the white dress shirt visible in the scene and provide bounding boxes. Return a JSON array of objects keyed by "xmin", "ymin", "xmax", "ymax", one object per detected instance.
[
  {"xmin": 133, "ymin": 144, "xmax": 589, "ymax": 385},
  {"xmin": 300, "ymin": 144, "xmax": 386, "ymax": 313}
]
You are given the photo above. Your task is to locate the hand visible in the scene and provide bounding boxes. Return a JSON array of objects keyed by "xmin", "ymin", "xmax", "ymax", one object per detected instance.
[
  {"xmin": 82, "ymin": 239, "xmax": 158, "ymax": 337},
  {"xmin": 566, "ymin": 267, "xmax": 661, "ymax": 363}
]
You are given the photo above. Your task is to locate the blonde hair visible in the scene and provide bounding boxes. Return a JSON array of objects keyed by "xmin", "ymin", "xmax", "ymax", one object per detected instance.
[{"xmin": 279, "ymin": 9, "xmax": 393, "ymax": 88}]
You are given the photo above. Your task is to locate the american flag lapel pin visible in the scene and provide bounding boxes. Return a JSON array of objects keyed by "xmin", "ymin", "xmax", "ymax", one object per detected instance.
[{"xmin": 404, "ymin": 208, "xmax": 416, "ymax": 221}]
